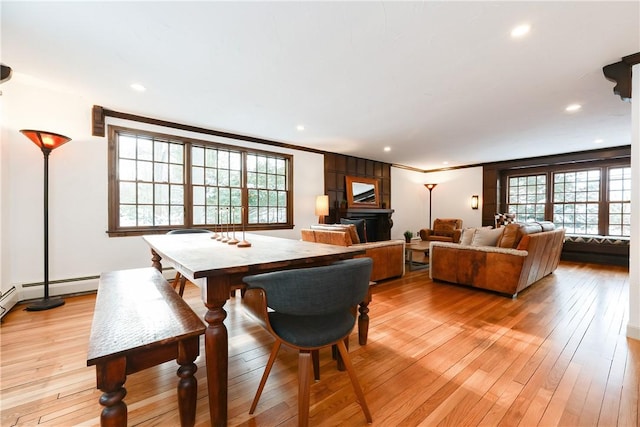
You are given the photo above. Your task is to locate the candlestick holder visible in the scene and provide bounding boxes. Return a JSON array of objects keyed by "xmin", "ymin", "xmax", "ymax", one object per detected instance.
[
  {"xmin": 237, "ymin": 207, "xmax": 251, "ymax": 247},
  {"xmin": 228, "ymin": 207, "xmax": 239, "ymax": 245},
  {"xmin": 220, "ymin": 208, "xmax": 230, "ymax": 243}
]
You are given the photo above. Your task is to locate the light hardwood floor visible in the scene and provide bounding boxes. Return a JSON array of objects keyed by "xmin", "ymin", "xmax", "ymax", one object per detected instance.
[{"xmin": 1, "ymin": 261, "xmax": 638, "ymax": 426}]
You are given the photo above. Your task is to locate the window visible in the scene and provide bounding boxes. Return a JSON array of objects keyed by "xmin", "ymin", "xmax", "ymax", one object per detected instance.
[
  {"xmin": 507, "ymin": 174, "xmax": 546, "ymax": 222},
  {"xmin": 608, "ymin": 167, "xmax": 631, "ymax": 236},
  {"xmin": 108, "ymin": 126, "xmax": 293, "ymax": 236},
  {"xmin": 553, "ymin": 170, "xmax": 600, "ymax": 234},
  {"xmin": 501, "ymin": 161, "xmax": 630, "ymax": 237}
]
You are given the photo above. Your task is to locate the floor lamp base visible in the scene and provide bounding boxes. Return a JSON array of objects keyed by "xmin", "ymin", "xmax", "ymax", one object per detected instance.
[{"xmin": 25, "ymin": 297, "xmax": 65, "ymax": 311}]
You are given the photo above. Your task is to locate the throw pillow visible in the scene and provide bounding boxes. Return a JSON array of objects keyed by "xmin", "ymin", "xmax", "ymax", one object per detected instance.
[
  {"xmin": 470, "ymin": 227, "xmax": 504, "ymax": 247},
  {"xmin": 459, "ymin": 228, "xmax": 476, "ymax": 245},
  {"xmin": 340, "ymin": 218, "xmax": 367, "ymax": 243},
  {"xmin": 497, "ymin": 223, "xmax": 521, "ymax": 248}
]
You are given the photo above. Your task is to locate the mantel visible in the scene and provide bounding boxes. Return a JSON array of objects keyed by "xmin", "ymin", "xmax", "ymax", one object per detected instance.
[{"xmin": 342, "ymin": 208, "xmax": 394, "ymax": 215}]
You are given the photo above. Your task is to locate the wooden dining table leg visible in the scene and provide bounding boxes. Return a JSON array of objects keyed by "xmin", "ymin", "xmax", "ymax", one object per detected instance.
[
  {"xmin": 357, "ymin": 288, "xmax": 372, "ymax": 345},
  {"xmin": 149, "ymin": 249, "xmax": 230, "ymax": 426},
  {"xmin": 203, "ymin": 275, "xmax": 231, "ymax": 427}
]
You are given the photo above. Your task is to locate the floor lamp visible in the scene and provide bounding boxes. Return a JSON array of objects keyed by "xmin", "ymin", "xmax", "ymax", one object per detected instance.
[
  {"xmin": 424, "ymin": 183, "xmax": 438, "ymax": 226},
  {"xmin": 20, "ymin": 129, "xmax": 72, "ymax": 311}
]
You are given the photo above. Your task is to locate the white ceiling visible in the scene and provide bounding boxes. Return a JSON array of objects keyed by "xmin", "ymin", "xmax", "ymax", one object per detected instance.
[{"xmin": 2, "ymin": 1, "xmax": 639, "ymax": 170}]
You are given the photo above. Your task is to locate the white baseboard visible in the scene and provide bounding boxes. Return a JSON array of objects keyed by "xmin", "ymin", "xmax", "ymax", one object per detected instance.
[{"xmin": 627, "ymin": 323, "xmax": 640, "ymax": 341}]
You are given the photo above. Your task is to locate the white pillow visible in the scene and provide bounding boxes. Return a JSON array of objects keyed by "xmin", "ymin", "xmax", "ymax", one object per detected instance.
[
  {"xmin": 470, "ymin": 227, "xmax": 504, "ymax": 247},
  {"xmin": 459, "ymin": 228, "xmax": 476, "ymax": 245}
]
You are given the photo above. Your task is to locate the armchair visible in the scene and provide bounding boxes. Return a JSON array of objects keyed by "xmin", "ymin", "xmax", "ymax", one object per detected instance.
[{"xmin": 419, "ymin": 218, "xmax": 463, "ymax": 243}]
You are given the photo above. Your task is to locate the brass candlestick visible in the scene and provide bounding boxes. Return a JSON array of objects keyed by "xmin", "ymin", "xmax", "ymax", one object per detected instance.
[
  {"xmin": 237, "ymin": 207, "xmax": 251, "ymax": 247},
  {"xmin": 228, "ymin": 207, "xmax": 239, "ymax": 245},
  {"xmin": 220, "ymin": 208, "xmax": 230, "ymax": 243}
]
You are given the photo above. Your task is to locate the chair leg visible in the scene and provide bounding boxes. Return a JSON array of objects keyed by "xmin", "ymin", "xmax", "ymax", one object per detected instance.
[
  {"xmin": 171, "ymin": 272, "xmax": 181, "ymax": 291},
  {"xmin": 249, "ymin": 341, "xmax": 281, "ymax": 414},
  {"xmin": 312, "ymin": 350, "xmax": 320, "ymax": 381},
  {"xmin": 335, "ymin": 340, "xmax": 372, "ymax": 423},
  {"xmin": 178, "ymin": 276, "xmax": 188, "ymax": 297},
  {"xmin": 298, "ymin": 350, "xmax": 312, "ymax": 427}
]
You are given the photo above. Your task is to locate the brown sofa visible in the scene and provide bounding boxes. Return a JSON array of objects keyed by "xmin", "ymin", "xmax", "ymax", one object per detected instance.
[
  {"xmin": 429, "ymin": 221, "xmax": 565, "ymax": 297},
  {"xmin": 300, "ymin": 226, "xmax": 405, "ymax": 282}
]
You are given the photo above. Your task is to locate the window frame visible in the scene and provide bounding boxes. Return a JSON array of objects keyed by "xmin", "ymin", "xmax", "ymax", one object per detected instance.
[
  {"xmin": 500, "ymin": 158, "xmax": 631, "ymax": 237},
  {"xmin": 107, "ymin": 125, "xmax": 294, "ymax": 237}
]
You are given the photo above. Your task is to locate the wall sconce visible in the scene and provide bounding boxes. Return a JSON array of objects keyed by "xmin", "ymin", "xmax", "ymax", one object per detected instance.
[
  {"xmin": 315, "ymin": 195, "xmax": 329, "ymax": 224},
  {"xmin": 471, "ymin": 195, "xmax": 479, "ymax": 210}
]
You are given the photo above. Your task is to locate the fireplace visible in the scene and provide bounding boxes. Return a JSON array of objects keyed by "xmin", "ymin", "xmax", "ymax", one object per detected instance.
[{"xmin": 338, "ymin": 208, "xmax": 394, "ymax": 242}]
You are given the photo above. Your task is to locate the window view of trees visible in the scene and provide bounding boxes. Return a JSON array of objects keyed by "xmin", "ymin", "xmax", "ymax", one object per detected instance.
[{"xmin": 507, "ymin": 174, "xmax": 546, "ymax": 222}]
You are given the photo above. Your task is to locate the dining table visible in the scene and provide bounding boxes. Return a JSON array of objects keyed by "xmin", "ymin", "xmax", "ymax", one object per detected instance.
[{"xmin": 142, "ymin": 232, "xmax": 366, "ymax": 426}]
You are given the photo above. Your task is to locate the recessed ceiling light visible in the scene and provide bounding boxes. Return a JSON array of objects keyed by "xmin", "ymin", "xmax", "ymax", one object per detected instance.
[
  {"xmin": 511, "ymin": 24, "xmax": 531, "ymax": 38},
  {"xmin": 130, "ymin": 83, "xmax": 146, "ymax": 92},
  {"xmin": 296, "ymin": 125, "xmax": 305, "ymax": 131},
  {"xmin": 594, "ymin": 138, "xmax": 604, "ymax": 144},
  {"xmin": 565, "ymin": 104, "xmax": 582, "ymax": 112},
  {"xmin": 384, "ymin": 146, "xmax": 391, "ymax": 152},
  {"xmin": 442, "ymin": 161, "xmax": 449, "ymax": 165}
]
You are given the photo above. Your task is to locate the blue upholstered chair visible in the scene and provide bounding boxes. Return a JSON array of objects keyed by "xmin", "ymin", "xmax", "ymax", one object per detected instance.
[
  {"xmin": 242, "ymin": 258, "xmax": 373, "ymax": 426},
  {"xmin": 166, "ymin": 229, "xmax": 213, "ymax": 296}
]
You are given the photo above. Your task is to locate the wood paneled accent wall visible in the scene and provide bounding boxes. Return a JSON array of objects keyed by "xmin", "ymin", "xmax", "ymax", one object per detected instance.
[{"xmin": 324, "ymin": 153, "xmax": 391, "ymax": 223}]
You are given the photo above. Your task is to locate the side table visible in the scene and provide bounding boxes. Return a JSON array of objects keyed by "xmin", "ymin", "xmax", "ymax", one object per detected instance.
[{"xmin": 405, "ymin": 241, "xmax": 430, "ymax": 271}]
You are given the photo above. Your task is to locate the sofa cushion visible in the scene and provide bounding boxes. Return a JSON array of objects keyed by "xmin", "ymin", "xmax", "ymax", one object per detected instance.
[
  {"xmin": 536, "ymin": 221, "xmax": 556, "ymax": 232},
  {"xmin": 471, "ymin": 227, "xmax": 504, "ymax": 247},
  {"xmin": 497, "ymin": 223, "xmax": 521, "ymax": 248},
  {"xmin": 518, "ymin": 223, "xmax": 543, "ymax": 235},
  {"xmin": 340, "ymin": 218, "xmax": 367, "ymax": 243}
]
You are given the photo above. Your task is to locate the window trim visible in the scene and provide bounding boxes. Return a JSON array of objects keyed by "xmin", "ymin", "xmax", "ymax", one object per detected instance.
[{"xmin": 107, "ymin": 125, "xmax": 294, "ymax": 237}]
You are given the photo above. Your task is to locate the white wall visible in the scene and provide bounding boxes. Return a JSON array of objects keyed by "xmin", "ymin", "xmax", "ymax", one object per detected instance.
[
  {"xmin": 390, "ymin": 166, "xmax": 483, "ymax": 239},
  {"xmin": 1, "ymin": 75, "xmax": 323, "ymax": 302},
  {"xmin": 628, "ymin": 63, "xmax": 640, "ymax": 340}
]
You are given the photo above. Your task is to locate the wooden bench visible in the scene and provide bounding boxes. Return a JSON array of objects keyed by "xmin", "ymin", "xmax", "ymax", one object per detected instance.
[{"xmin": 87, "ymin": 268, "xmax": 205, "ymax": 427}]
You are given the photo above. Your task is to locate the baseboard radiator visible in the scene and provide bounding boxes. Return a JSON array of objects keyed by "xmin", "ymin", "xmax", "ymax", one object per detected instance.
[{"xmin": 1, "ymin": 269, "xmax": 176, "ymax": 319}]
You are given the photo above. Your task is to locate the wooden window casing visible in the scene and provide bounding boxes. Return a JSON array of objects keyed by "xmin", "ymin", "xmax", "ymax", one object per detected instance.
[{"xmin": 107, "ymin": 126, "xmax": 293, "ymax": 237}]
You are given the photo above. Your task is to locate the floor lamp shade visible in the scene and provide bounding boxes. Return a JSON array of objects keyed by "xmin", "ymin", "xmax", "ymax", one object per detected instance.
[{"xmin": 20, "ymin": 130, "xmax": 71, "ymax": 311}]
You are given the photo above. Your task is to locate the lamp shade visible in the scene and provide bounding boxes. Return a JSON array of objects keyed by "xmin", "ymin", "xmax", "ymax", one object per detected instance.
[
  {"xmin": 20, "ymin": 130, "xmax": 71, "ymax": 152},
  {"xmin": 424, "ymin": 183, "xmax": 438, "ymax": 191},
  {"xmin": 315, "ymin": 195, "xmax": 329, "ymax": 216}
]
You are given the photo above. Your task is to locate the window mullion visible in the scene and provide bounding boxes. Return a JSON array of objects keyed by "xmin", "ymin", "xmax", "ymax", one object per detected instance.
[
  {"xmin": 545, "ymin": 172, "xmax": 552, "ymax": 221},
  {"xmin": 599, "ymin": 166, "xmax": 607, "ymax": 236},
  {"xmin": 184, "ymin": 142, "xmax": 193, "ymax": 228}
]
